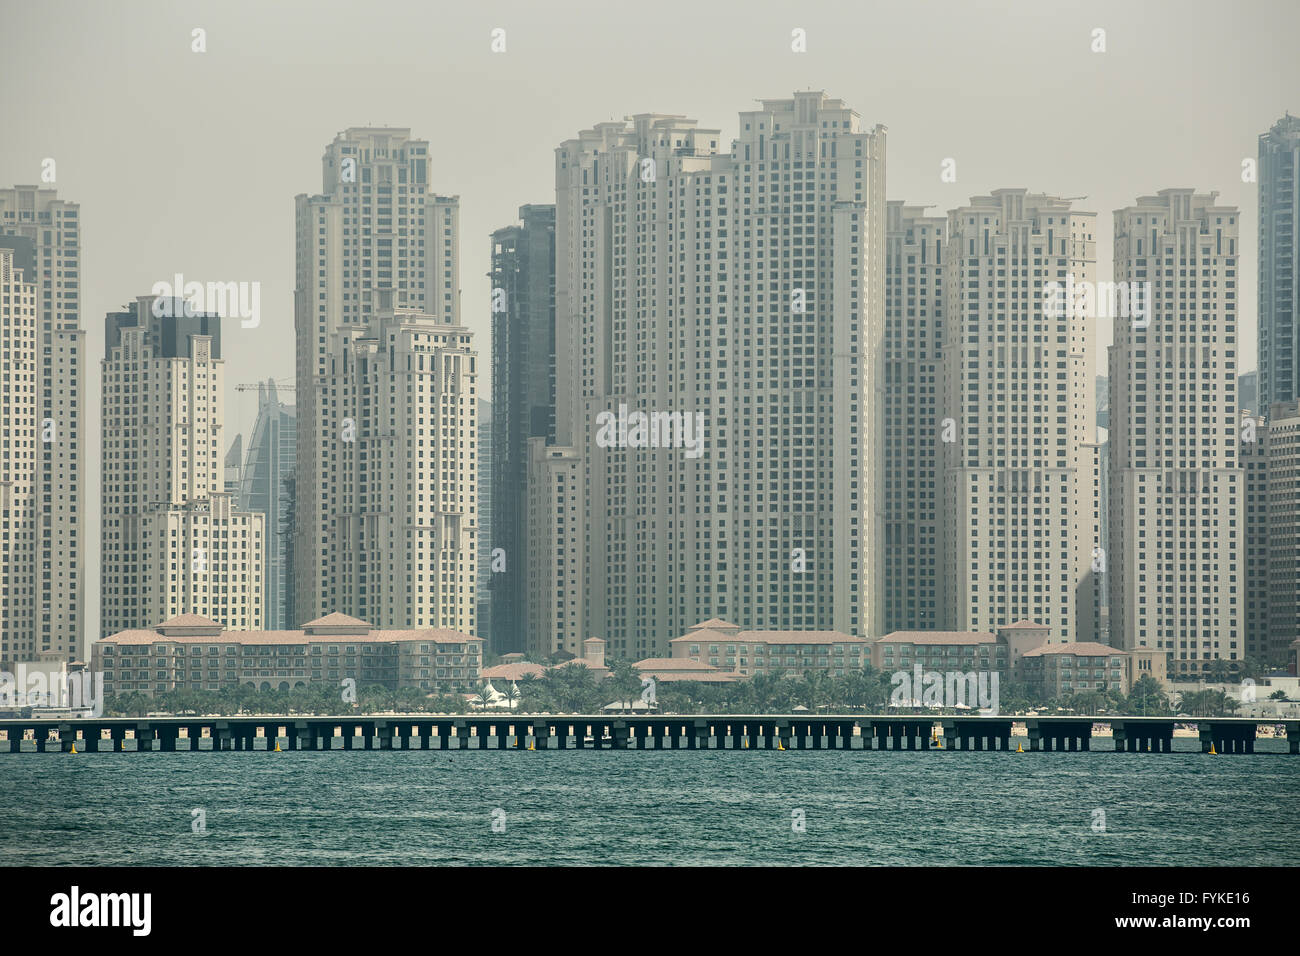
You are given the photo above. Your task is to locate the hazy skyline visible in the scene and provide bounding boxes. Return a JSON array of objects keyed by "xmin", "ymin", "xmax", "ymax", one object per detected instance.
[{"xmin": 2, "ymin": 0, "xmax": 1296, "ymax": 641}]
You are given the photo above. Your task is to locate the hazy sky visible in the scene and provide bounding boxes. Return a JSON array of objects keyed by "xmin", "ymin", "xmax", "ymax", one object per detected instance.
[{"xmin": 2, "ymin": 0, "xmax": 1296, "ymax": 639}]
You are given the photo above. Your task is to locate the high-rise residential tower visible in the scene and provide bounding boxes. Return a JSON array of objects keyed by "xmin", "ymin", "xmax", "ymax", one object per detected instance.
[
  {"xmin": 883, "ymin": 203, "xmax": 945, "ymax": 632},
  {"xmin": 101, "ymin": 297, "xmax": 264, "ymax": 634},
  {"xmin": 477, "ymin": 397, "xmax": 494, "ymax": 646},
  {"xmin": 1109, "ymin": 189, "xmax": 1242, "ymax": 677},
  {"xmin": 1242, "ymin": 407, "xmax": 1270, "ymax": 663},
  {"xmin": 1257, "ymin": 114, "xmax": 1300, "ymax": 408},
  {"xmin": 0, "ymin": 186, "xmax": 85, "ymax": 664},
  {"xmin": 545, "ymin": 91, "xmax": 886, "ymax": 660},
  {"xmin": 0, "ymin": 240, "xmax": 39, "ymax": 670},
  {"xmin": 314, "ymin": 291, "xmax": 477, "ymax": 631},
  {"xmin": 237, "ymin": 379, "xmax": 297, "ymax": 629},
  {"xmin": 938, "ymin": 190, "xmax": 1099, "ymax": 643},
  {"xmin": 490, "ymin": 204, "xmax": 556, "ymax": 654},
  {"xmin": 294, "ymin": 128, "xmax": 474, "ymax": 630}
]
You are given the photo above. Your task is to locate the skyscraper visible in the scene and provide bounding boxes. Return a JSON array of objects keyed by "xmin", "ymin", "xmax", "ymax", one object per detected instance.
[
  {"xmin": 224, "ymin": 434, "xmax": 242, "ymax": 495},
  {"xmin": 490, "ymin": 204, "xmax": 556, "ymax": 654},
  {"xmin": 101, "ymin": 297, "xmax": 264, "ymax": 634},
  {"xmin": 939, "ymin": 190, "xmax": 1099, "ymax": 643},
  {"xmin": 0, "ymin": 186, "xmax": 85, "ymax": 664},
  {"xmin": 237, "ymin": 379, "xmax": 297, "ymax": 629},
  {"xmin": 883, "ymin": 202, "xmax": 945, "ymax": 632},
  {"xmin": 1239, "ymin": 369, "xmax": 1258, "ymax": 415},
  {"xmin": 477, "ymin": 397, "xmax": 493, "ymax": 646},
  {"xmin": 1242, "ymin": 407, "xmax": 1270, "ymax": 663},
  {"xmin": 1257, "ymin": 114, "xmax": 1300, "ymax": 408},
  {"xmin": 545, "ymin": 92, "xmax": 886, "ymax": 660},
  {"xmin": 1109, "ymin": 189, "xmax": 1241, "ymax": 677},
  {"xmin": 1244, "ymin": 400, "xmax": 1300, "ymax": 669},
  {"xmin": 294, "ymin": 128, "xmax": 474, "ymax": 630},
  {"xmin": 0, "ymin": 240, "xmax": 39, "ymax": 671}
]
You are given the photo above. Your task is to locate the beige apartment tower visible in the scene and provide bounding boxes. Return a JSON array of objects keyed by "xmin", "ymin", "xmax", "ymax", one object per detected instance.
[
  {"xmin": 101, "ymin": 297, "xmax": 264, "ymax": 634},
  {"xmin": 939, "ymin": 190, "xmax": 1100, "ymax": 643},
  {"xmin": 0, "ymin": 241, "xmax": 40, "ymax": 670},
  {"xmin": 884, "ymin": 202, "xmax": 945, "ymax": 631},
  {"xmin": 1243, "ymin": 400, "xmax": 1300, "ymax": 668},
  {"xmin": 295, "ymin": 128, "xmax": 475, "ymax": 630},
  {"xmin": 0, "ymin": 187, "xmax": 85, "ymax": 666},
  {"xmin": 546, "ymin": 91, "xmax": 886, "ymax": 660},
  {"xmin": 1108, "ymin": 189, "xmax": 1242, "ymax": 677}
]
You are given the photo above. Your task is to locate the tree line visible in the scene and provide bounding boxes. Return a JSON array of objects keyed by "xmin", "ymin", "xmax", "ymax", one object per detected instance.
[{"xmin": 100, "ymin": 665, "xmax": 1265, "ymax": 718}]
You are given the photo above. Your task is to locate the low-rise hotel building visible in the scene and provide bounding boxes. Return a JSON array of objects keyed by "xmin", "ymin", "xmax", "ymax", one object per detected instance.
[
  {"xmin": 873, "ymin": 621, "xmax": 1165, "ymax": 697},
  {"xmin": 633, "ymin": 658, "xmax": 741, "ymax": 685},
  {"xmin": 93, "ymin": 612, "xmax": 482, "ymax": 698},
  {"xmin": 1019, "ymin": 642, "xmax": 1152, "ymax": 697},
  {"xmin": 668, "ymin": 620, "xmax": 871, "ymax": 677}
]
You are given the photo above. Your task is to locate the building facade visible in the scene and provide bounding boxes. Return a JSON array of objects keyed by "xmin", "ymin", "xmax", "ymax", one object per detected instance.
[
  {"xmin": 526, "ymin": 438, "xmax": 582, "ymax": 659},
  {"xmin": 1257, "ymin": 114, "xmax": 1300, "ymax": 408},
  {"xmin": 1242, "ymin": 408, "xmax": 1270, "ymax": 662},
  {"xmin": 490, "ymin": 204, "xmax": 556, "ymax": 654},
  {"xmin": 883, "ymin": 202, "xmax": 945, "ymax": 631},
  {"xmin": 313, "ymin": 293, "xmax": 477, "ymax": 632},
  {"xmin": 294, "ymin": 128, "xmax": 467, "ymax": 628},
  {"xmin": 547, "ymin": 91, "xmax": 886, "ymax": 660},
  {"xmin": 237, "ymin": 379, "xmax": 297, "ymax": 629},
  {"xmin": 1109, "ymin": 189, "xmax": 1242, "ymax": 677},
  {"xmin": 477, "ymin": 397, "xmax": 494, "ymax": 646},
  {"xmin": 101, "ymin": 296, "xmax": 264, "ymax": 635},
  {"xmin": 0, "ymin": 186, "xmax": 85, "ymax": 665},
  {"xmin": 668, "ymin": 619, "xmax": 871, "ymax": 678},
  {"xmin": 938, "ymin": 190, "xmax": 1100, "ymax": 642},
  {"xmin": 93, "ymin": 611, "xmax": 482, "ymax": 698},
  {"xmin": 0, "ymin": 241, "xmax": 39, "ymax": 671},
  {"xmin": 1265, "ymin": 400, "xmax": 1300, "ymax": 668}
]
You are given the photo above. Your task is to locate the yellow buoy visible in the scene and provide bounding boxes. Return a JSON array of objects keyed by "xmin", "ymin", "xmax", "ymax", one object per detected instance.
[
  {"xmin": 528, "ymin": 741, "xmax": 535, "ymax": 750},
  {"xmin": 273, "ymin": 741, "xmax": 281, "ymax": 752},
  {"xmin": 70, "ymin": 744, "xmax": 77, "ymax": 754},
  {"xmin": 1016, "ymin": 742, "xmax": 1024, "ymax": 753},
  {"xmin": 1208, "ymin": 743, "xmax": 1218, "ymax": 755},
  {"xmin": 935, "ymin": 739, "xmax": 943, "ymax": 749},
  {"xmin": 778, "ymin": 740, "xmax": 786, "ymax": 751}
]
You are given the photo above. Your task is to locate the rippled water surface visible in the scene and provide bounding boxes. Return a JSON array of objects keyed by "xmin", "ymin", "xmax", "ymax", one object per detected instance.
[{"xmin": 3, "ymin": 745, "xmax": 1297, "ymax": 865}]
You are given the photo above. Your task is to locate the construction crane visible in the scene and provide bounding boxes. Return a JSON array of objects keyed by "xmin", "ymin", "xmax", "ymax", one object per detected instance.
[{"xmin": 234, "ymin": 377, "xmax": 296, "ymax": 392}]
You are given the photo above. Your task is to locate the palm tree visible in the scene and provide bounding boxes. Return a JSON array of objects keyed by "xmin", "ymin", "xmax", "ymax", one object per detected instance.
[
  {"xmin": 471, "ymin": 680, "xmax": 497, "ymax": 710},
  {"xmin": 502, "ymin": 681, "xmax": 522, "ymax": 712},
  {"xmin": 608, "ymin": 660, "xmax": 643, "ymax": 711}
]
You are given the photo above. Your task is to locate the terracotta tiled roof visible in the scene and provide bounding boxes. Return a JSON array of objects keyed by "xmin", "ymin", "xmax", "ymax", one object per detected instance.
[
  {"xmin": 156, "ymin": 614, "xmax": 222, "ymax": 628},
  {"xmin": 482, "ymin": 662, "xmax": 547, "ymax": 681},
  {"xmin": 671, "ymin": 628, "xmax": 733, "ymax": 644},
  {"xmin": 688, "ymin": 618, "xmax": 740, "ymax": 631},
  {"xmin": 878, "ymin": 631, "xmax": 999, "ymax": 645},
  {"xmin": 632, "ymin": 658, "xmax": 739, "ymax": 682},
  {"xmin": 1021, "ymin": 642, "xmax": 1124, "ymax": 658},
  {"xmin": 999, "ymin": 620, "xmax": 1048, "ymax": 629},
  {"xmin": 301, "ymin": 612, "xmax": 371, "ymax": 628},
  {"xmin": 635, "ymin": 657, "xmax": 717, "ymax": 670}
]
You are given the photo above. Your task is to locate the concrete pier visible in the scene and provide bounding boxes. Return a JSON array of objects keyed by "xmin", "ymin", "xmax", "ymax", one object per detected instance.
[{"xmin": 2, "ymin": 716, "xmax": 1295, "ymax": 755}]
